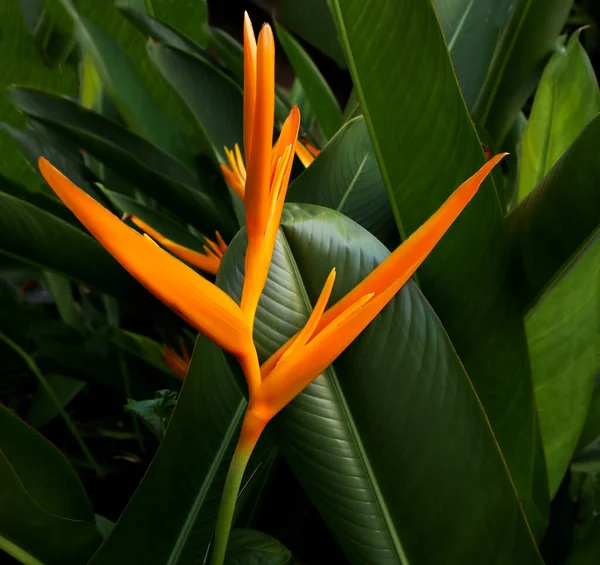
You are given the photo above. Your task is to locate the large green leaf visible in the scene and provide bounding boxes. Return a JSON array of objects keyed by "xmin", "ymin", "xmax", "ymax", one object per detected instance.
[
  {"xmin": 433, "ymin": 0, "xmax": 513, "ymax": 109},
  {"xmin": 518, "ymin": 30, "xmax": 600, "ymax": 200},
  {"xmin": 218, "ymin": 204, "xmax": 543, "ymax": 564},
  {"xmin": 473, "ymin": 0, "xmax": 574, "ymax": 144},
  {"xmin": 88, "ymin": 335, "xmax": 251, "ymax": 564},
  {"xmin": 275, "ymin": 23, "xmax": 343, "ymax": 140},
  {"xmin": 135, "ymin": 0, "xmax": 208, "ymax": 47},
  {"xmin": 149, "ymin": 42, "xmax": 243, "ymax": 163},
  {"xmin": 0, "ymin": 191, "xmax": 140, "ymax": 299},
  {"xmin": 83, "ymin": 337, "xmax": 270, "ymax": 562},
  {"xmin": 10, "ymin": 87, "xmax": 237, "ymax": 236},
  {"xmin": 0, "ymin": 1, "xmax": 76, "ymax": 186},
  {"xmin": 528, "ymin": 233, "xmax": 600, "ymax": 496},
  {"xmin": 56, "ymin": 0, "xmax": 192, "ymax": 161},
  {"xmin": 287, "ymin": 116, "xmax": 398, "ymax": 248},
  {"xmin": 578, "ymin": 377, "xmax": 600, "ymax": 453},
  {"xmin": 275, "ymin": 0, "xmax": 346, "ymax": 67},
  {"xmin": 0, "ymin": 403, "xmax": 101, "ymax": 564},
  {"xmin": 508, "ymin": 114, "xmax": 600, "ymax": 307},
  {"xmin": 329, "ymin": 0, "xmax": 545, "ymax": 526}
]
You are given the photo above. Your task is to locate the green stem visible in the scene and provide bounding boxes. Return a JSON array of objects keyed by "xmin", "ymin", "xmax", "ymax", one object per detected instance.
[
  {"xmin": 210, "ymin": 439, "xmax": 255, "ymax": 565},
  {"xmin": 210, "ymin": 407, "xmax": 266, "ymax": 565},
  {"xmin": 0, "ymin": 331, "xmax": 102, "ymax": 476}
]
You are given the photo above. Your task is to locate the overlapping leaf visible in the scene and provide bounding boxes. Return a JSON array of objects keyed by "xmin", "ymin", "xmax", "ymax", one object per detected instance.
[
  {"xmin": 218, "ymin": 205, "xmax": 543, "ymax": 564},
  {"xmin": 329, "ymin": 0, "xmax": 546, "ymax": 529}
]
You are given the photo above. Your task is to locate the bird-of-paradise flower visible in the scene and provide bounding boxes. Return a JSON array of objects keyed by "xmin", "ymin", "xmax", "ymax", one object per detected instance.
[
  {"xmin": 130, "ymin": 216, "xmax": 227, "ymax": 276},
  {"xmin": 36, "ymin": 10, "xmax": 506, "ymax": 563},
  {"xmin": 162, "ymin": 340, "xmax": 190, "ymax": 379}
]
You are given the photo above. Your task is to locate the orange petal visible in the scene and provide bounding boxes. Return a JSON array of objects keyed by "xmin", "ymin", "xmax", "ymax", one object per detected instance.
[
  {"xmin": 243, "ymin": 12, "xmax": 257, "ymax": 164},
  {"xmin": 316, "ymin": 153, "xmax": 507, "ymax": 332},
  {"xmin": 220, "ymin": 163, "xmax": 246, "ymax": 200},
  {"xmin": 244, "ymin": 23, "xmax": 275, "ymax": 241},
  {"xmin": 130, "ymin": 217, "xmax": 222, "ymax": 275},
  {"xmin": 240, "ymin": 107, "xmax": 299, "ymax": 324},
  {"xmin": 39, "ymin": 158, "xmax": 251, "ymax": 356},
  {"xmin": 261, "ymin": 153, "xmax": 507, "ymax": 376},
  {"xmin": 295, "ymin": 141, "xmax": 317, "ymax": 168}
]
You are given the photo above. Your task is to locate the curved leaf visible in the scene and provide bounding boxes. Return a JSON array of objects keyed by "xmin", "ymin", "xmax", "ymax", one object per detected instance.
[
  {"xmin": 218, "ymin": 204, "xmax": 543, "ymax": 564},
  {"xmin": 0, "ymin": 1, "xmax": 76, "ymax": 186},
  {"xmin": 225, "ymin": 529, "xmax": 291, "ymax": 565},
  {"xmin": 0, "ymin": 403, "xmax": 101, "ymax": 564},
  {"xmin": 0, "ymin": 191, "xmax": 140, "ymax": 299},
  {"xmin": 149, "ymin": 42, "xmax": 243, "ymax": 163},
  {"xmin": 275, "ymin": 0, "xmax": 346, "ymax": 67},
  {"xmin": 88, "ymin": 335, "xmax": 253, "ymax": 564},
  {"xmin": 57, "ymin": 0, "xmax": 191, "ymax": 161},
  {"xmin": 329, "ymin": 0, "xmax": 545, "ymax": 525},
  {"xmin": 473, "ymin": 0, "xmax": 574, "ymax": 144},
  {"xmin": 433, "ymin": 0, "xmax": 513, "ymax": 109},
  {"xmin": 287, "ymin": 116, "xmax": 398, "ymax": 248},
  {"xmin": 508, "ymin": 114, "xmax": 600, "ymax": 307},
  {"xmin": 518, "ymin": 30, "xmax": 600, "ymax": 200},
  {"xmin": 528, "ymin": 233, "xmax": 600, "ymax": 496},
  {"xmin": 10, "ymin": 87, "xmax": 237, "ymax": 236},
  {"xmin": 275, "ymin": 23, "xmax": 343, "ymax": 140}
]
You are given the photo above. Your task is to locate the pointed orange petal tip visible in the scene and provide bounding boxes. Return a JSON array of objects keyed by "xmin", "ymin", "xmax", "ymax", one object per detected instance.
[{"xmin": 38, "ymin": 158, "xmax": 251, "ymax": 355}]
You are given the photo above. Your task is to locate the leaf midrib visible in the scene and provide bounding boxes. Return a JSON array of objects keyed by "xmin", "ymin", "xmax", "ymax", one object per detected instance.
[{"xmin": 279, "ymin": 227, "xmax": 411, "ymax": 565}]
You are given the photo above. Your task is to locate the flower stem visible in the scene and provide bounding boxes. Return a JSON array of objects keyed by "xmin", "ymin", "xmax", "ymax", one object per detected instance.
[{"xmin": 210, "ymin": 409, "xmax": 265, "ymax": 565}]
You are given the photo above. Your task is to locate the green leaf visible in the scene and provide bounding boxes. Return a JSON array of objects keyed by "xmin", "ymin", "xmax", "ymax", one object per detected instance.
[
  {"xmin": 119, "ymin": 6, "xmax": 205, "ymax": 57},
  {"xmin": 225, "ymin": 529, "xmax": 292, "ymax": 565},
  {"xmin": 329, "ymin": 0, "xmax": 545, "ymax": 527},
  {"xmin": 508, "ymin": 115, "xmax": 600, "ymax": 307},
  {"xmin": 528, "ymin": 234, "xmax": 600, "ymax": 496},
  {"xmin": 0, "ymin": 403, "xmax": 101, "ymax": 564},
  {"xmin": 125, "ymin": 389, "xmax": 178, "ymax": 440},
  {"xmin": 433, "ymin": 0, "xmax": 513, "ymax": 109},
  {"xmin": 131, "ymin": 0, "xmax": 209, "ymax": 48},
  {"xmin": 88, "ymin": 335, "xmax": 249, "ymax": 564},
  {"xmin": 42, "ymin": 271, "xmax": 85, "ymax": 332},
  {"xmin": 218, "ymin": 205, "xmax": 543, "ymax": 564},
  {"xmin": 111, "ymin": 328, "xmax": 173, "ymax": 375},
  {"xmin": 10, "ymin": 87, "xmax": 237, "ymax": 236},
  {"xmin": 149, "ymin": 42, "xmax": 243, "ymax": 163},
  {"xmin": 27, "ymin": 373, "xmax": 86, "ymax": 429},
  {"xmin": 275, "ymin": 0, "xmax": 346, "ymax": 67},
  {"xmin": 209, "ymin": 27, "xmax": 245, "ymax": 84},
  {"xmin": 57, "ymin": 0, "xmax": 192, "ymax": 161},
  {"xmin": 518, "ymin": 30, "xmax": 600, "ymax": 200},
  {"xmin": 0, "ymin": 1, "xmax": 76, "ymax": 186},
  {"xmin": 0, "ymin": 191, "xmax": 140, "ymax": 299},
  {"xmin": 275, "ymin": 23, "xmax": 343, "ymax": 140},
  {"xmin": 577, "ymin": 377, "xmax": 600, "ymax": 452},
  {"xmin": 287, "ymin": 116, "xmax": 398, "ymax": 248},
  {"xmin": 473, "ymin": 0, "xmax": 574, "ymax": 144}
]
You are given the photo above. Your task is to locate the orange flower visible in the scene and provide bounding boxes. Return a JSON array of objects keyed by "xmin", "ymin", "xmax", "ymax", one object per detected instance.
[
  {"xmin": 37, "ymin": 158, "xmax": 253, "ymax": 358},
  {"xmin": 220, "ymin": 15, "xmax": 301, "ymax": 326},
  {"xmin": 256, "ymin": 154, "xmax": 508, "ymax": 422},
  {"xmin": 130, "ymin": 216, "xmax": 226, "ymax": 276}
]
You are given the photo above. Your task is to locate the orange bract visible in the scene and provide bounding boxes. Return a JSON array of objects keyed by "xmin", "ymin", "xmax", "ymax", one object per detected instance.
[
  {"xmin": 38, "ymin": 158, "xmax": 252, "ymax": 357},
  {"xmin": 131, "ymin": 217, "xmax": 227, "ymax": 276},
  {"xmin": 257, "ymin": 154, "xmax": 508, "ymax": 416}
]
